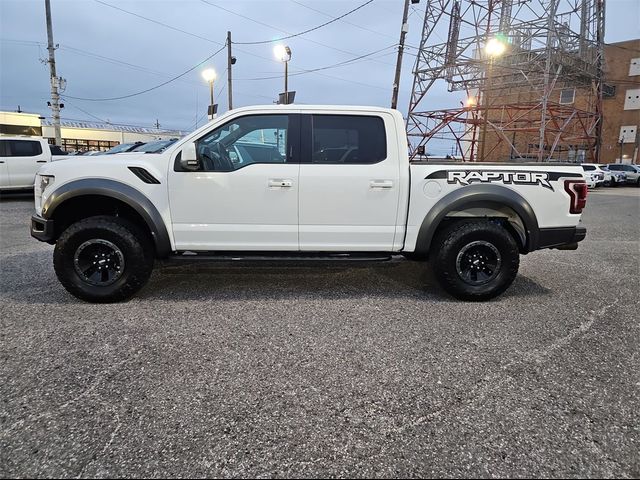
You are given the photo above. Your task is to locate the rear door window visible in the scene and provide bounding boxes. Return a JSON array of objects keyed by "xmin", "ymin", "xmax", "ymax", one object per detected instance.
[
  {"xmin": 310, "ymin": 115, "xmax": 386, "ymax": 164},
  {"xmin": 7, "ymin": 140, "xmax": 42, "ymax": 157}
]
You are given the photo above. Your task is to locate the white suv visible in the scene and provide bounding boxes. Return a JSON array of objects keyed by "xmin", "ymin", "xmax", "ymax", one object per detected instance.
[
  {"xmin": 0, "ymin": 137, "xmax": 52, "ymax": 191},
  {"xmin": 606, "ymin": 163, "xmax": 640, "ymax": 186},
  {"xmin": 585, "ymin": 164, "xmax": 626, "ymax": 186},
  {"xmin": 580, "ymin": 164, "xmax": 607, "ymax": 187}
]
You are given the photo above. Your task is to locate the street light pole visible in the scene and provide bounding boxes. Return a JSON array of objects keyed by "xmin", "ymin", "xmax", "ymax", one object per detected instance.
[
  {"xmin": 284, "ymin": 60, "xmax": 288, "ymax": 101},
  {"xmin": 274, "ymin": 45, "xmax": 292, "ymax": 104},
  {"xmin": 618, "ymin": 138, "xmax": 624, "ymax": 163},
  {"xmin": 202, "ymin": 68, "xmax": 217, "ymax": 119}
]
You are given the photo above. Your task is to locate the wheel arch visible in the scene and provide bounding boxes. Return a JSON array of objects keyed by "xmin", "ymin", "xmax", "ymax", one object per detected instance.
[
  {"xmin": 414, "ymin": 184, "xmax": 539, "ymax": 255},
  {"xmin": 42, "ymin": 179, "xmax": 172, "ymax": 258}
]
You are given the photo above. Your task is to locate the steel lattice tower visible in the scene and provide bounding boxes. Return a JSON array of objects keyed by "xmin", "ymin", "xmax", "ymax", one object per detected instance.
[{"xmin": 406, "ymin": 0, "xmax": 605, "ymax": 162}]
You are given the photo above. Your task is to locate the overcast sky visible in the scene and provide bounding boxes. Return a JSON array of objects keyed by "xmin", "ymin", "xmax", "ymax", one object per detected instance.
[{"xmin": 1, "ymin": 0, "xmax": 639, "ymax": 153}]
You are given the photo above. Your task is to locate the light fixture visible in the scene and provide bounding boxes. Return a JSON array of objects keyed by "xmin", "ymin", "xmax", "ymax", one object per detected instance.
[
  {"xmin": 201, "ymin": 68, "xmax": 217, "ymax": 83},
  {"xmin": 273, "ymin": 44, "xmax": 291, "ymax": 62},
  {"xmin": 485, "ymin": 38, "xmax": 507, "ymax": 58}
]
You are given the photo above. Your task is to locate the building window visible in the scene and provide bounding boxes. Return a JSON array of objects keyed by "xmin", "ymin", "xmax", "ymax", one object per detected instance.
[
  {"xmin": 0, "ymin": 124, "xmax": 43, "ymax": 136},
  {"xmin": 630, "ymin": 58, "xmax": 640, "ymax": 76},
  {"xmin": 559, "ymin": 88, "xmax": 575, "ymax": 105},
  {"xmin": 603, "ymin": 84, "xmax": 616, "ymax": 98},
  {"xmin": 56, "ymin": 138, "xmax": 119, "ymax": 152}
]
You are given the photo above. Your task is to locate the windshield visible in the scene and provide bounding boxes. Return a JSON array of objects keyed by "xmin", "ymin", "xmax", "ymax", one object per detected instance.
[
  {"xmin": 104, "ymin": 143, "xmax": 139, "ymax": 154},
  {"xmin": 132, "ymin": 140, "xmax": 176, "ymax": 153}
]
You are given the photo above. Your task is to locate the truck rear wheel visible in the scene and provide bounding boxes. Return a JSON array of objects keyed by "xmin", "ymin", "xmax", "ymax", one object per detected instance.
[
  {"xmin": 430, "ymin": 220, "xmax": 519, "ymax": 301},
  {"xmin": 53, "ymin": 216, "xmax": 154, "ymax": 303}
]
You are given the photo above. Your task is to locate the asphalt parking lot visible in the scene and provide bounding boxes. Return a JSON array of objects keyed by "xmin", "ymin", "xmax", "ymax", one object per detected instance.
[{"xmin": 1, "ymin": 188, "xmax": 638, "ymax": 478}]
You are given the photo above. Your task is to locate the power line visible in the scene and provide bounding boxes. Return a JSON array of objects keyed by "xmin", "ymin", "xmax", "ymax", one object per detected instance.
[
  {"xmin": 93, "ymin": 0, "xmax": 224, "ymax": 46},
  {"xmin": 74, "ymin": 3, "xmax": 398, "ymax": 93},
  {"xmin": 88, "ymin": 1, "xmax": 293, "ymax": 68},
  {"xmin": 64, "ymin": 45, "xmax": 226, "ymax": 101},
  {"xmin": 236, "ymin": 45, "xmax": 396, "ymax": 81},
  {"xmin": 289, "ymin": 0, "xmax": 397, "ymax": 41},
  {"xmin": 59, "ymin": 98, "xmax": 109, "ymax": 123},
  {"xmin": 220, "ymin": 0, "xmax": 375, "ymax": 45},
  {"xmin": 201, "ymin": 0, "xmax": 393, "ymax": 67},
  {"xmin": 191, "ymin": 80, "xmax": 228, "ymax": 131}
]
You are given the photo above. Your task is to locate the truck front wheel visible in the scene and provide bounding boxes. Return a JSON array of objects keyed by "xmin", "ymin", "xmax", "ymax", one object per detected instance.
[
  {"xmin": 53, "ymin": 216, "xmax": 154, "ymax": 303},
  {"xmin": 430, "ymin": 220, "xmax": 519, "ymax": 301}
]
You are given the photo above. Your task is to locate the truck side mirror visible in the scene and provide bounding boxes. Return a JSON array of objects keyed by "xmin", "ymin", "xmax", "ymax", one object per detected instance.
[{"xmin": 179, "ymin": 142, "xmax": 200, "ymax": 171}]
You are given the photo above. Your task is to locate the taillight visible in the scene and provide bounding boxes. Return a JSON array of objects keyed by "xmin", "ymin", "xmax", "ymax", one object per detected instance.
[{"xmin": 564, "ymin": 180, "xmax": 588, "ymax": 214}]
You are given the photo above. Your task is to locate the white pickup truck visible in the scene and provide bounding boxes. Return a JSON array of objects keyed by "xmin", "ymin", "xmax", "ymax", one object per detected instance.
[
  {"xmin": 0, "ymin": 136, "xmax": 52, "ymax": 191},
  {"xmin": 30, "ymin": 105, "xmax": 587, "ymax": 303}
]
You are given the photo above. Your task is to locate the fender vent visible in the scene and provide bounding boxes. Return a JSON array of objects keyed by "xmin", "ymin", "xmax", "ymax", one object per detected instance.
[{"xmin": 128, "ymin": 167, "xmax": 160, "ymax": 184}]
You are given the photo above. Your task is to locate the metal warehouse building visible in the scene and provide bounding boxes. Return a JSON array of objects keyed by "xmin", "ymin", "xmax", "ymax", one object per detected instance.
[{"xmin": 0, "ymin": 111, "xmax": 185, "ymax": 152}]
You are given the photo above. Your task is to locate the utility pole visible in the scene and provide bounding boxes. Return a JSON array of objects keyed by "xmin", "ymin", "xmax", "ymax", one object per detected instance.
[
  {"xmin": 391, "ymin": 0, "xmax": 411, "ymax": 109},
  {"xmin": 154, "ymin": 119, "xmax": 160, "ymax": 130},
  {"xmin": 227, "ymin": 31, "xmax": 234, "ymax": 111},
  {"xmin": 45, "ymin": 0, "xmax": 62, "ymax": 146}
]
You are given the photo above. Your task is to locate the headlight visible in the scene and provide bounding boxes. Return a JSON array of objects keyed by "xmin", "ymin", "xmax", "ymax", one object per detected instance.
[{"xmin": 39, "ymin": 175, "xmax": 55, "ymax": 193}]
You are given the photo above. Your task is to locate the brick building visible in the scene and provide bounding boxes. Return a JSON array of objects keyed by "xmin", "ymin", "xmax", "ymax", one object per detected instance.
[
  {"xmin": 476, "ymin": 38, "xmax": 639, "ymax": 163},
  {"xmin": 600, "ymin": 39, "xmax": 640, "ymax": 164}
]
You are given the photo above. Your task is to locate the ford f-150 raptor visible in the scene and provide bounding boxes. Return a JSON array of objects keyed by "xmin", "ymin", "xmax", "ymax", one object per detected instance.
[{"xmin": 30, "ymin": 105, "xmax": 587, "ymax": 302}]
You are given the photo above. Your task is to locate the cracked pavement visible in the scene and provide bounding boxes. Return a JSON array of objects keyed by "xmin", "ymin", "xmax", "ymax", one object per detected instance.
[{"xmin": 1, "ymin": 188, "xmax": 639, "ymax": 478}]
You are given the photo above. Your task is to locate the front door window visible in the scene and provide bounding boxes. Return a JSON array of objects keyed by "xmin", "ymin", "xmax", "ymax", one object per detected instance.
[{"xmin": 196, "ymin": 115, "xmax": 289, "ymax": 171}]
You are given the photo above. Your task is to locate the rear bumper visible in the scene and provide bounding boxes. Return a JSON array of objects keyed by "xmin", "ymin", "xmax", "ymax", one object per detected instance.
[
  {"xmin": 30, "ymin": 214, "xmax": 55, "ymax": 243},
  {"xmin": 537, "ymin": 226, "xmax": 586, "ymax": 250}
]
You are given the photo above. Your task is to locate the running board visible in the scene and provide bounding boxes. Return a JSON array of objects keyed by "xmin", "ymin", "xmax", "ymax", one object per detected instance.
[{"xmin": 167, "ymin": 251, "xmax": 394, "ymax": 262}]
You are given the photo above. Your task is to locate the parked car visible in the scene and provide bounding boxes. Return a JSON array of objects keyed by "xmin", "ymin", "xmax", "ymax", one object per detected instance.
[
  {"xmin": 49, "ymin": 145, "xmax": 68, "ymax": 156},
  {"xmin": 581, "ymin": 170, "xmax": 598, "ymax": 189},
  {"xmin": 31, "ymin": 104, "xmax": 588, "ymax": 303},
  {"xmin": 580, "ymin": 164, "xmax": 605, "ymax": 186},
  {"xmin": 598, "ymin": 164, "xmax": 627, "ymax": 185},
  {"xmin": 130, "ymin": 139, "xmax": 177, "ymax": 154},
  {"xmin": 0, "ymin": 136, "xmax": 51, "ymax": 191},
  {"xmin": 49, "ymin": 144, "xmax": 72, "ymax": 162},
  {"xmin": 582, "ymin": 163, "xmax": 623, "ymax": 187},
  {"xmin": 102, "ymin": 142, "xmax": 144, "ymax": 154},
  {"xmin": 606, "ymin": 163, "xmax": 640, "ymax": 186}
]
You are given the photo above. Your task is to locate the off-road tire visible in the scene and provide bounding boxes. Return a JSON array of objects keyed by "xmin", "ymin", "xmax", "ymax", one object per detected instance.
[
  {"xmin": 53, "ymin": 216, "xmax": 154, "ymax": 303},
  {"xmin": 430, "ymin": 220, "xmax": 520, "ymax": 301}
]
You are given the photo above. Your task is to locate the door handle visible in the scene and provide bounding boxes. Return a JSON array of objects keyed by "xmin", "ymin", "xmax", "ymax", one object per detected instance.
[
  {"xmin": 370, "ymin": 180, "xmax": 393, "ymax": 189},
  {"xmin": 268, "ymin": 179, "xmax": 293, "ymax": 188},
  {"xmin": 36, "ymin": 160, "xmax": 47, "ymax": 163}
]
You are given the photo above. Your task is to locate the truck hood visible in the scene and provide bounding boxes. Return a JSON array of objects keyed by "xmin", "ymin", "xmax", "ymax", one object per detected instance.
[{"xmin": 37, "ymin": 152, "xmax": 168, "ymax": 185}]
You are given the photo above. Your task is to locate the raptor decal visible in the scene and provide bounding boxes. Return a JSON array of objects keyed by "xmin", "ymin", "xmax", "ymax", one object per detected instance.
[{"xmin": 424, "ymin": 170, "xmax": 558, "ymax": 190}]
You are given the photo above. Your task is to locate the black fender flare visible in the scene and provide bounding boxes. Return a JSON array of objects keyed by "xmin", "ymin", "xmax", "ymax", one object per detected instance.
[
  {"xmin": 414, "ymin": 184, "xmax": 540, "ymax": 255},
  {"xmin": 41, "ymin": 178, "xmax": 172, "ymax": 258}
]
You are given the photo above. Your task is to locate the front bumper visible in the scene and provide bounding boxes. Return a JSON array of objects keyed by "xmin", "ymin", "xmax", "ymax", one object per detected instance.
[
  {"xmin": 537, "ymin": 226, "xmax": 586, "ymax": 250},
  {"xmin": 30, "ymin": 214, "xmax": 55, "ymax": 243}
]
